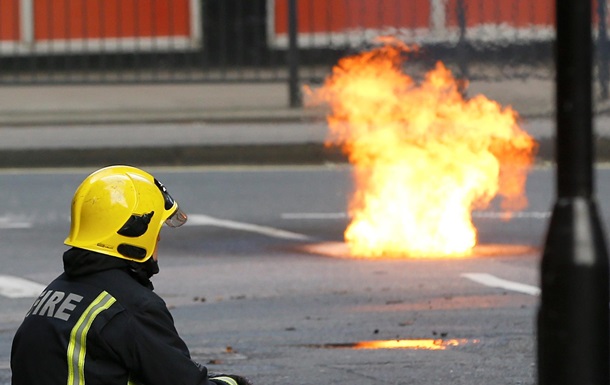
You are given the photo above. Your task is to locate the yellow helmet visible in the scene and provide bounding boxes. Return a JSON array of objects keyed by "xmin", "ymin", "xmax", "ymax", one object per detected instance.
[{"xmin": 64, "ymin": 165, "xmax": 187, "ymax": 262}]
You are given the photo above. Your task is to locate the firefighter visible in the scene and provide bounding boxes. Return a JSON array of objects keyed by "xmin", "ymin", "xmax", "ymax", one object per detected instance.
[{"xmin": 11, "ymin": 165, "xmax": 251, "ymax": 385}]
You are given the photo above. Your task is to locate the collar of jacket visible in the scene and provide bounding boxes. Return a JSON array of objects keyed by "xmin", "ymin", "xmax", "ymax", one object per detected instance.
[{"xmin": 63, "ymin": 247, "xmax": 158, "ymax": 289}]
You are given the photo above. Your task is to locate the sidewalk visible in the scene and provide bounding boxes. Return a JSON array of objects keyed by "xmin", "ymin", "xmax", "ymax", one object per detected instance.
[
  {"xmin": 0, "ymin": 79, "xmax": 608, "ymax": 168},
  {"xmin": 0, "ymin": 79, "xmax": 556, "ymax": 126},
  {"xmin": 0, "ymin": 83, "xmax": 320, "ymax": 126}
]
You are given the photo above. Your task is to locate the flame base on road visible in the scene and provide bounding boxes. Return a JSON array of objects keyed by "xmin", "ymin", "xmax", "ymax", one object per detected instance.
[
  {"xmin": 298, "ymin": 242, "xmax": 537, "ymax": 260},
  {"xmin": 305, "ymin": 339, "xmax": 479, "ymax": 350}
]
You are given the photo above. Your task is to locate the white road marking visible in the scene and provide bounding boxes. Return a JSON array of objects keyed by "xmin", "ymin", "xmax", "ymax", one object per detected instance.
[
  {"xmin": 281, "ymin": 212, "xmax": 347, "ymax": 220},
  {"xmin": 0, "ymin": 275, "xmax": 45, "ymax": 298},
  {"xmin": 0, "ymin": 216, "xmax": 32, "ymax": 229},
  {"xmin": 472, "ymin": 211, "xmax": 551, "ymax": 219},
  {"xmin": 0, "ymin": 210, "xmax": 552, "ymax": 230},
  {"xmin": 462, "ymin": 273, "xmax": 540, "ymax": 296},
  {"xmin": 186, "ymin": 214, "xmax": 311, "ymax": 240},
  {"xmin": 282, "ymin": 211, "xmax": 551, "ymax": 220}
]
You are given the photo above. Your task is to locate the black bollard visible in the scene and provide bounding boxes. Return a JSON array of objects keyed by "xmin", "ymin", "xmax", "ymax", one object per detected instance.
[
  {"xmin": 538, "ymin": 1, "xmax": 610, "ymax": 384},
  {"xmin": 287, "ymin": 0, "xmax": 301, "ymax": 108}
]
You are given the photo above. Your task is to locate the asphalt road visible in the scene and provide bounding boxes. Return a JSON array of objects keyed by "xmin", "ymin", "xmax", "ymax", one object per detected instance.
[{"xmin": 0, "ymin": 165, "xmax": 608, "ymax": 384}]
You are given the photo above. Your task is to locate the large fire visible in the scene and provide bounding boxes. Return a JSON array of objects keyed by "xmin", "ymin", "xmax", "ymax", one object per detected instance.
[{"xmin": 306, "ymin": 40, "xmax": 537, "ymax": 259}]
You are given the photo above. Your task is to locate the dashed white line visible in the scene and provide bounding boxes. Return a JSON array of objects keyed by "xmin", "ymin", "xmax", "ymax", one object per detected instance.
[
  {"xmin": 0, "ymin": 275, "xmax": 45, "ymax": 298},
  {"xmin": 462, "ymin": 273, "xmax": 540, "ymax": 296},
  {"xmin": 186, "ymin": 214, "xmax": 310, "ymax": 240},
  {"xmin": 472, "ymin": 211, "xmax": 551, "ymax": 219},
  {"xmin": 281, "ymin": 212, "xmax": 347, "ymax": 220},
  {"xmin": 281, "ymin": 211, "xmax": 551, "ymax": 220},
  {"xmin": 0, "ymin": 213, "xmax": 311, "ymax": 241},
  {"xmin": 0, "ymin": 210, "xmax": 551, "ymax": 231},
  {"xmin": 0, "ymin": 216, "xmax": 32, "ymax": 229}
]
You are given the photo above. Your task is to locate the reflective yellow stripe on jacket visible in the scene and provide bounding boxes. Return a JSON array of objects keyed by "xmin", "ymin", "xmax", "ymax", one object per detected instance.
[{"xmin": 66, "ymin": 291, "xmax": 116, "ymax": 385}]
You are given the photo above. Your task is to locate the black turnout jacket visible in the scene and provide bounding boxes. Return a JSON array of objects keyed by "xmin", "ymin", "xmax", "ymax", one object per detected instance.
[{"xmin": 11, "ymin": 248, "xmax": 215, "ymax": 385}]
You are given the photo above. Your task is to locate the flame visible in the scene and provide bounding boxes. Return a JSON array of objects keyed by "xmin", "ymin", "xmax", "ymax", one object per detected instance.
[
  {"xmin": 353, "ymin": 339, "xmax": 475, "ymax": 350},
  {"xmin": 306, "ymin": 40, "xmax": 537, "ymax": 259},
  {"xmin": 309, "ymin": 338, "xmax": 479, "ymax": 350}
]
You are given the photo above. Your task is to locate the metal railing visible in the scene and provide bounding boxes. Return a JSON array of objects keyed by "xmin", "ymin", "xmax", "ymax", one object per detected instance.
[{"xmin": 0, "ymin": 0, "xmax": 606, "ymax": 99}]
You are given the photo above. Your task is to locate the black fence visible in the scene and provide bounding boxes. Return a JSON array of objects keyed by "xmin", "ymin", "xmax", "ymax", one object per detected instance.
[{"xmin": 0, "ymin": 0, "xmax": 606, "ymax": 97}]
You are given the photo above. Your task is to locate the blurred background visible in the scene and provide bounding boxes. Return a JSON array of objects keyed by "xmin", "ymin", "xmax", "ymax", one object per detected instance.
[{"xmin": 0, "ymin": 0, "xmax": 593, "ymax": 103}]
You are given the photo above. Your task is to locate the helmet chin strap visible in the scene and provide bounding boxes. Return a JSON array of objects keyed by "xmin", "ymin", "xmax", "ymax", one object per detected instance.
[
  {"xmin": 127, "ymin": 258, "xmax": 160, "ymax": 288},
  {"xmin": 143, "ymin": 258, "xmax": 160, "ymax": 277}
]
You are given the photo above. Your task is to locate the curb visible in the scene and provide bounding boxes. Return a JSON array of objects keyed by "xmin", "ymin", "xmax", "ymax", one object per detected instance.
[
  {"xmin": 0, "ymin": 144, "xmax": 346, "ymax": 169},
  {"xmin": 0, "ymin": 107, "xmax": 330, "ymax": 127}
]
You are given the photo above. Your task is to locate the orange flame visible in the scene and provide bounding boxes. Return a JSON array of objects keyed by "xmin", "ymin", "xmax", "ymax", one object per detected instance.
[
  {"xmin": 353, "ymin": 339, "xmax": 476, "ymax": 350},
  {"xmin": 306, "ymin": 40, "xmax": 537, "ymax": 259}
]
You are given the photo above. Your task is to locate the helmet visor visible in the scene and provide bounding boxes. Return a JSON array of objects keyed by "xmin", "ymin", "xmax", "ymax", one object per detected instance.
[{"xmin": 165, "ymin": 206, "xmax": 188, "ymax": 227}]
